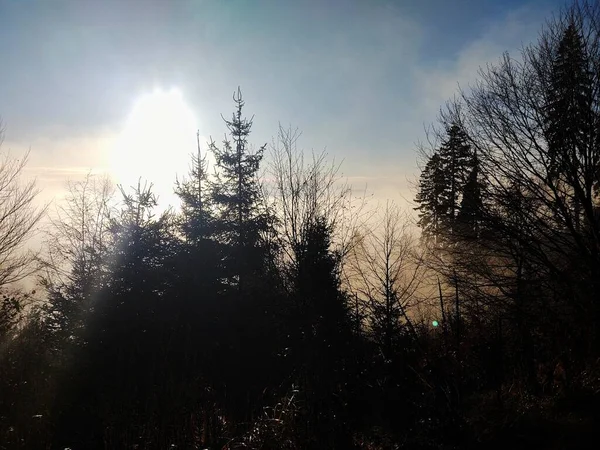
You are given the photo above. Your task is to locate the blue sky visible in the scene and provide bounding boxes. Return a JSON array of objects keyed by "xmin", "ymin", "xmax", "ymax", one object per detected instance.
[{"xmin": 0, "ymin": 0, "xmax": 565, "ymax": 206}]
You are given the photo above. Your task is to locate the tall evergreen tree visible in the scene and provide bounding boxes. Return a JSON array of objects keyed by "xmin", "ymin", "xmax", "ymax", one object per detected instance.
[
  {"xmin": 174, "ymin": 131, "xmax": 223, "ymax": 340},
  {"xmin": 457, "ymin": 150, "xmax": 485, "ymax": 239},
  {"xmin": 438, "ymin": 123, "xmax": 473, "ymax": 232},
  {"xmin": 207, "ymin": 88, "xmax": 280, "ymax": 425},
  {"xmin": 175, "ymin": 131, "xmax": 212, "ymax": 242},
  {"xmin": 209, "ymin": 88, "xmax": 272, "ymax": 289},
  {"xmin": 415, "ymin": 123, "xmax": 473, "ymax": 243},
  {"xmin": 415, "ymin": 152, "xmax": 446, "ymax": 243},
  {"xmin": 172, "ymin": 132, "xmax": 228, "ymax": 448},
  {"xmin": 545, "ymin": 20, "xmax": 594, "ymax": 230},
  {"xmin": 52, "ymin": 181, "xmax": 181, "ymax": 448},
  {"xmin": 287, "ymin": 216, "xmax": 356, "ymax": 448}
]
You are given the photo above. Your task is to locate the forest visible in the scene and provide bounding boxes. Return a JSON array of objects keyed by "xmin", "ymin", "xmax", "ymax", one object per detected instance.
[{"xmin": 2, "ymin": 1, "xmax": 600, "ymax": 449}]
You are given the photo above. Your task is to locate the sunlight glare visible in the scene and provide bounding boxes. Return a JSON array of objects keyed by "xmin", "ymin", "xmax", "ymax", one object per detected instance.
[{"xmin": 111, "ymin": 87, "xmax": 199, "ymax": 210}]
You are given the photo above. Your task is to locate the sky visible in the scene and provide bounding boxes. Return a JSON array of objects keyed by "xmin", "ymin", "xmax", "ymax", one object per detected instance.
[{"xmin": 0, "ymin": 0, "xmax": 566, "ymax": 211}]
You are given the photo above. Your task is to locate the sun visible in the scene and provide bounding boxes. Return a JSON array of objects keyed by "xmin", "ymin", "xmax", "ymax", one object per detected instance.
[{"xmin": 111, "ymin": 87, "xmax": 199, "ymax": 208}]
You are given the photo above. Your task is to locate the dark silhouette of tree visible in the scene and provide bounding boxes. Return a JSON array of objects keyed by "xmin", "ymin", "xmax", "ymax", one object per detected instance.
[
  {"xmin": 544, "ymin": 20, "xmax": 596, "ymax": 231},
  {"xmin": 266, "ymin": 124, "xmax": 369, "ymax": 448},
  {"xmin": 9, "ymin": 2, "xmax": 600, "ymax": 442},
  {"xmin": 207, "ymin": 88, "xmax": 281, "ymax": 428},
  {"xmin": 51, "ymin": 181, "xmax": 182, "ymax": 449},
  {"xmin": 415, "ymin": 152, "xmax": 446, "ymax": 243},
  {"xmin": 286, "ymin": 216, "xmax": 357, "ymax": 447},
  {"xmin": 428, "ymin": 0, "xmax": 600, "ymax": 395},
  {"xmin": 438, "ymin": 123, "xmax": 473, "ymax": 236},
  {"xmin": 456, "ymin": 150, "xmax": 485, "ymax": 239},
  {"xmin": 408, "ymin": 11, "xmax": 600, "ymax": 445},
  {"xmin": 0, "ymin": 291, "xmax": 55, "ymax": 449},
  {"xmin": 40, "ymin": 174, "xmax": 115, "ymax": 344},
  {"xmin": 416, "ymin": 123, "xmax": 473, "ymax": 245},
  {"xmin": 346, "ymin": 203, "xmax": 433, "ymax": 441},
  {"xmin": 173, "ymin": 133, "xmax": 228, "ymax": 448},
  {"xmin": 175, "ymin": 131, "xmax": 212, "ymax": 242},
  {"xmin": 348, "ymin": 203, "xmax": 424, "ymax": 360},
  {"xmin": 0, "ymin": 124, "xmax": 49, "ymax": 447},
  {"xmin": 209, "ymin": 88, "xmax": 272, "ymax": 291}
]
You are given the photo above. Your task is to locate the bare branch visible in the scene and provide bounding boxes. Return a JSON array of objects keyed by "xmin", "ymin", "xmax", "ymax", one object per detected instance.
[{"xmin": 0, "ymin": 127, "xmax": 47, "ymax": 287}]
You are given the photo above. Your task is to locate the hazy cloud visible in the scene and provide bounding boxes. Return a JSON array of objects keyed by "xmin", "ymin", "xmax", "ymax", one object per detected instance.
[{"xmin": 0, "ymin": 0, "xmax": 564, "ymax": 212}]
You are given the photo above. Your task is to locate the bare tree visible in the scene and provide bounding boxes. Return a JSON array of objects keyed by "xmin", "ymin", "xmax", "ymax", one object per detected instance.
[
  {"xmin": 0, "ymin": 125, "xmax": 46, "ymax": 288},
  {"xmin": 39, "ymin": 173, "xmax": 115, "ymax": 297},
  {"xmin": 445, "ymin": 2, "xmax": 600, "ymax": 279},
  {"xmin": 346, "ymin": 201, "xmax": 426, "ymax": 358},
  {"xmin": 269, "ymin": 124, "xmax": 364, "ymax": 278},
  {"xmin": 417, "ymin": 1, "xmax": 600, "ymax": 378}
]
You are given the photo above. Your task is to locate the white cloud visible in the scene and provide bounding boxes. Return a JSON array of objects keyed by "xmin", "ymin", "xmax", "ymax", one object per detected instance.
[{"xmin": 413, "ymin": 3, "xmax": 554, "ymax": 116}]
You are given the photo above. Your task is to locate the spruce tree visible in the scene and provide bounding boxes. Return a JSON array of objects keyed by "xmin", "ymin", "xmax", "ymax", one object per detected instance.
[
  {"xmin": 438, "ymin": 123, "xmax": 473, "ymax": 235},
  {"xmin": 207, "ymin": 88, "xmax": 279, "ymax": 424},
  {"xmin": 209, "ymin": 88, "xmax": 271, "ymax": 289},
  {"xmin": 173, "ymin": 133, "xmax": 225, "ymax": 442},
  {"xmin": 546, "ymin": 21, "xmax": 593, "ymax": 175},
  {"xmin": 52, "ymin": 181, "xmax": 180, "ymax": 448},
  {"xmin": 175, "ymin": 131, "xmax": 212, "ymax": 243},
  {"xmin": 288, "ymin": 216, "xmax": 355, "ymax": 447},
  {"xmin": 174, "ymin": 131, "xmax": 222, "ymax": 325},
  {"xmin": 457, "ymin": 150, "xmax": 485, "ymax": 239},
  {"xmin": 415, "ymin": 123, "xmax": 473, "ymax": 243},
  {"xmin": 545, "ymin": 21, "xmax": 594, "ymax": 229},
  {"xmin": 415, "ymin": 152, "xmax": 446, "ymax": 243}
]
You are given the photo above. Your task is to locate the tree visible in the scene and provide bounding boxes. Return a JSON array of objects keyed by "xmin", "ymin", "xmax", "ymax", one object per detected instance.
[
  {"xmin": 544, "ymin": 19, "xmax": 595, "ymax": 231},
  {"xmin": 209, "ymin": 88, "xmax": 272, "ymax": 290},
  {"xmin": 208, "ymin": 89, "xmax": 281, "ymax": 426},
  {"xmin": 267, "ymin": 124, "xmax": 367, "ymax": 447},
  {"xmin": 288, "ymin": 216, "xmax": 357, "ymax": 447},
  {"xmin": 415, "ymin": 152, "xmax": 446, "ymax": 243},
  {"xmin": 52, "ymin": 180, "xmax": 183, "ymax": 448},
  {"xmin": 0, "ymin": 291, "xmax": 55, "ymax": 449},
  {"xmin": 175, "ymin": 131, "xmax": 212, "ymax": 242},
  {"xmin": 433, "ymin": 0, "xmax": 600, "ymax": 376},
  {"xmin": 173, "ymin": 133, "xmax": 230, "ymax": 448},
  {"xmin": 456, "ymin": 150, "xmax": 485, "ymax": 239},
  {"xmin": 269, "ymin": 124, "xmax": 357, "ymax": 286},
  {"xmin": 346, "ymin": 202, "xmax": 433, "ymax": 439},
  {"xmin": 0, "ymin": 127, "xmax": 50, "ymax": 446},
  {"xmin": 348, "ymin": 202, "xmax": 424, "ymax": 361},
  {"xmin": 438, "ymin": 123, "xmax": 473, "ymax": 235},
  {"xmin": 40, "ymin": 174, "xmax": 115, "ymax": 341},
  {"xmin": 0, "ymin": 125, "xmax": 46, "ymax": 287},
  {"xmin": 415, "ymin": 123, "xmax": 473, "ymax": 244}
]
